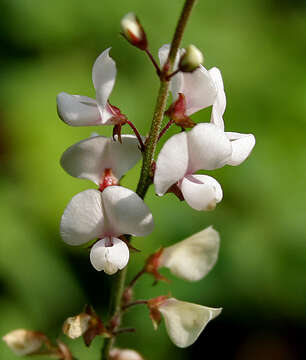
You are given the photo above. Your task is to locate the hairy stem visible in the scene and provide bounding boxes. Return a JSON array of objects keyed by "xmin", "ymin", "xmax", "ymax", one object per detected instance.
[{"xmin": 101, "ymin": 1, "xmax": 197, "ymax": 358}]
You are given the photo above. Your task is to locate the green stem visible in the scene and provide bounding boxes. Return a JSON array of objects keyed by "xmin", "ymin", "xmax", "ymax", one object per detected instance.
[
  {"xmin": 136, "ymin": 0, "xmax": 197, "ymax": 198},
  {"xmin": 101, "ymin": 267, "xmax": 127, "ymax": 359},
  {"xmin": 101, "ymin": 1, "xmax": 197, "ymax": 358}
]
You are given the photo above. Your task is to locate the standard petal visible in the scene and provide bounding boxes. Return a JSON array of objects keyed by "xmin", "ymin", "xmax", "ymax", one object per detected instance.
[
  {"xmin": 57, "ymin": 92, "xmax": 101, "ymax": 126},
  {"xmin": 187, "ymin": 123, "xmax": 232, "ymax": 172},
  {"xmin": 160, "ymin": 226, "xmax": 220, "ymax": 281},
  {"xmin": 92, "ymin": 48, "xmax": 116, "ymax": 113},
  {"xmin": 60, "ymin": 135, "xmax": 142, "ymax": 185},
  {"xmin": 226, "ymin": 132, "xmax": 256, "ymax": 166},
  {"xmin": 159, "ymin": 298, "xmax": 222, "ymax": 348},
  {"xmin": 154, "ymin": 132, "xmax": 189, "ymax": 196},
  {"xmin": 60, "ymin": 190, "xmax": 104, "ymax": 246},
  {"xmin": 209, "ymin": 67, "xmax": 226, "ymax": 130},
  {"xmin": 182, "ymin": 65, "xmax": 217, "ymax": 116},
  {"xmin": 90, "ymin": 237, "xmax": 129, "ymax": 274},
  {"xmin": 180, "ymin": 174, "xmax": 223, "ymax": 211},
  {"xmin": 101, "ymin": 186, "xmax": 154, "ymax": 237}
]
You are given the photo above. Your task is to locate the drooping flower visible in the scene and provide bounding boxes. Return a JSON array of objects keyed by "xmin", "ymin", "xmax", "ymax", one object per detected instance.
[
  {"xmin": 57, "ymin": 48, "xmax": 126, "ymax": 127},
  {"xmin": 2, "ymin": 329, "xmax": 46, "ymax": 356},
  {"xmin": 60, "ymin": 134, "xmax": 142, "ymax": 191},
  {"xmin": 60, "ymin": 186, "xmax": 154, "ymax": 274},
  {"xmin": 148, "ymin": 297, "xmax": 221, "ymax": 348},
  {"xmin": 147, "ymin": 226, "xmax": 219, "ymax": 282}
]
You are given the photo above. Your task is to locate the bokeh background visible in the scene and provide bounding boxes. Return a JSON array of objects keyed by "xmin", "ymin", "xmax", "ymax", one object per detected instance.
[{"xmin": 1, "ymin": 0, "xmax": 306, "ymax": 359}]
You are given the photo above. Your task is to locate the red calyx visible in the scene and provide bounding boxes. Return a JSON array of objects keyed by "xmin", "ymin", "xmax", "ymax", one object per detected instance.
[{"xmin": 165, "ymin": 93, "xmax": 196, "ymax": 129}]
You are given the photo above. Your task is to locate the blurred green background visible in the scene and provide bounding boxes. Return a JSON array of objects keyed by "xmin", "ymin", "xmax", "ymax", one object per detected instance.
[{"xmin": 1, "ymin": 0, "xmax": 306, "ymax": 359}]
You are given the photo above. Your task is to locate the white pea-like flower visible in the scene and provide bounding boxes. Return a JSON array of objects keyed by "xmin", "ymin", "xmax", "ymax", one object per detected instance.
[
  {"xmin": 57, "ymin": 48, "xmax": 125, "ymax": 126},
  {"xmin": 159, "ymin": 44, "xmax": 256, "ymax": 142},
  {"xmin": 60, "ymin": 134, "xmax": 142, "ymax": 189},
  {"xmin": 159, "ymin": 298, "xmax": 221, "ymax": 348},
  {"xmin": 2, "ymin": 329, "xmax": 45, "ymax": 356},
  {"xmin": 154, "ymin": 122, "xmax": 231, "ymax": 210},
  {"xmin": 160, "ymin": 226, "xmax": 220, "ymax": 281},
  {"xmin": 60, "ymin": 186, "xmax": 154, "ymax": 274}
]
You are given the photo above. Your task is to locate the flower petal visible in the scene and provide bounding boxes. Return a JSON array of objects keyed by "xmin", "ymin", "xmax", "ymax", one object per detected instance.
[
  {"xmin": 60, "ymin": 135, "xmax": 142, "ymax": 185},
  {"xmin": 209, "ymin": 67, "xmax": 226, "ymax": 130},
  {"xmin": 182, "ymin": 65, "xmax": 217, "ymax": 116},
  {"xmin": 159, "ymin": 298, "xmax": 222, "ymax": 348},
  {"xmin": 60, "ymin": 190, "xmax": 104, "ymax": 246},
  {"xmin": 160, "ymin": 226, "xmax": 220, "ymax": 281},
  {"xmin": 180, "ymin": 174, "xmax": 223, "ymax": 211},
  {"xmin": 56, "ymin": 92, "xmax": 101, "ymax": 126},
  {"xmin": 158, "ymin": 44, "xmax": 184, "ymax": 100},
  {"xmin": 226, "ymin": 132, "xmax": 256, "ymax": 166},
  {"xmin": 92, "ymin": 48, "xmax": 116, "ymax": 119},
  {"xmin": 154, "ymin": 132, "xmax": 189, "ymax": 196},
  {"xmin": 101, "ymin": 186, "xmax": 154, "ymax": 237},
  {"xmin": 90, "ymin": 237, "xmax": 129, "ymax": 274},
  {"xmin": 187, "ymin": 123, "xmax": 232, "ymax": 171}
]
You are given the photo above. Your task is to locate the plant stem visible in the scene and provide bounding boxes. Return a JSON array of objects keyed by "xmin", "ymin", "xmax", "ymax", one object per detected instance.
[
  {"xmin": 101, "ymin": 1, "xmax": 197, "ymax": 358},
  {"xmin": 136, "ymin": 0, "xmax": 197, "ymax": 198},
  {"xmin": 101, "ymin": 267, "xmax": 127, "ymax": 359}
]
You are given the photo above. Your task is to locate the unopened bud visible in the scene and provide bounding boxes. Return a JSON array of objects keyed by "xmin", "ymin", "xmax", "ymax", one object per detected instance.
[
  {"xmin": 2, "ymin": 329, "xmax": 45, "ymax": 356},
  {"xmin": 63, "ymin": 313, "xmax": 91, "ymax": 339},
  {"xmin": 121, "ymin": 12, "xmax": 147, "ymax": 50},
  {"xmin": 110, "ymin": 348, "xmax": 144, "ymax": 360},
  {"xmin": 179, "ymin": 45, "xmax": 203, "ymax": 72}
]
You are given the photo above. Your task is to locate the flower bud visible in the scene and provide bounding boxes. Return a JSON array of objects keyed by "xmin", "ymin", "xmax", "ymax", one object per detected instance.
[
  {"xmin": 2, "ymin": 329, "xmax": 45, "ymax": 356},
  {"xmin": 179, "ymin": 45, "xmax": 203, "ymax": 72},
  {"xmin": 110, "ymin": 348, "xmax": 144, "ymax": 360},
  {"xmin": 62, "ymin": 313, "xmax": 91, "ymax": 339},
  {"xmin": 121, "ymin": 12, "xmax": 148, "ymax": 50}
]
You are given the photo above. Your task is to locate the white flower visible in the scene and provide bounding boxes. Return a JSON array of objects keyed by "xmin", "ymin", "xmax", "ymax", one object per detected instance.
[
  {"xmin": 154, "ymin": 122, "xmax": 232, "ymax": 210},
  {"xmin": 159, "ymin": 226, "xmax": 220, "ymax": 281},
  {"xmin": 159, "ymin": 44, "xmax": 255, "ymax": 149},
  {"xmin": 60, "ymin": 134, "xmax": 142, "ymax": 189},
  {"xmin": 57, "ymin": 48, "xmax": 125, "ymax": 126},
  {"xmin": 158, "ymin": 298, "xmax": 221, "ymax": 348},
  {"xmin": 2, "ymin": 329, "xmax": 45, "ymax": 356},
  {"xmin": 62, "ymin": 313, "xmax": 91, "ymax": 339},
  {"xmin": 110, "ymin": 348, "xmax": 144, "ymax": 360},
  {"xmin": 60, "ymin": 186, "xmax": 154, "ymax": 274},
  {"xmin": 159, "ymin": 44, "xmax": 217, "ymax": 116}
]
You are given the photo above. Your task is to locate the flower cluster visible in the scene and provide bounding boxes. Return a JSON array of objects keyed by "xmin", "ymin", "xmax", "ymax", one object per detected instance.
[{"xmin": 3, "ymin": 9, "xmax": 256, "ymax": 359}]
